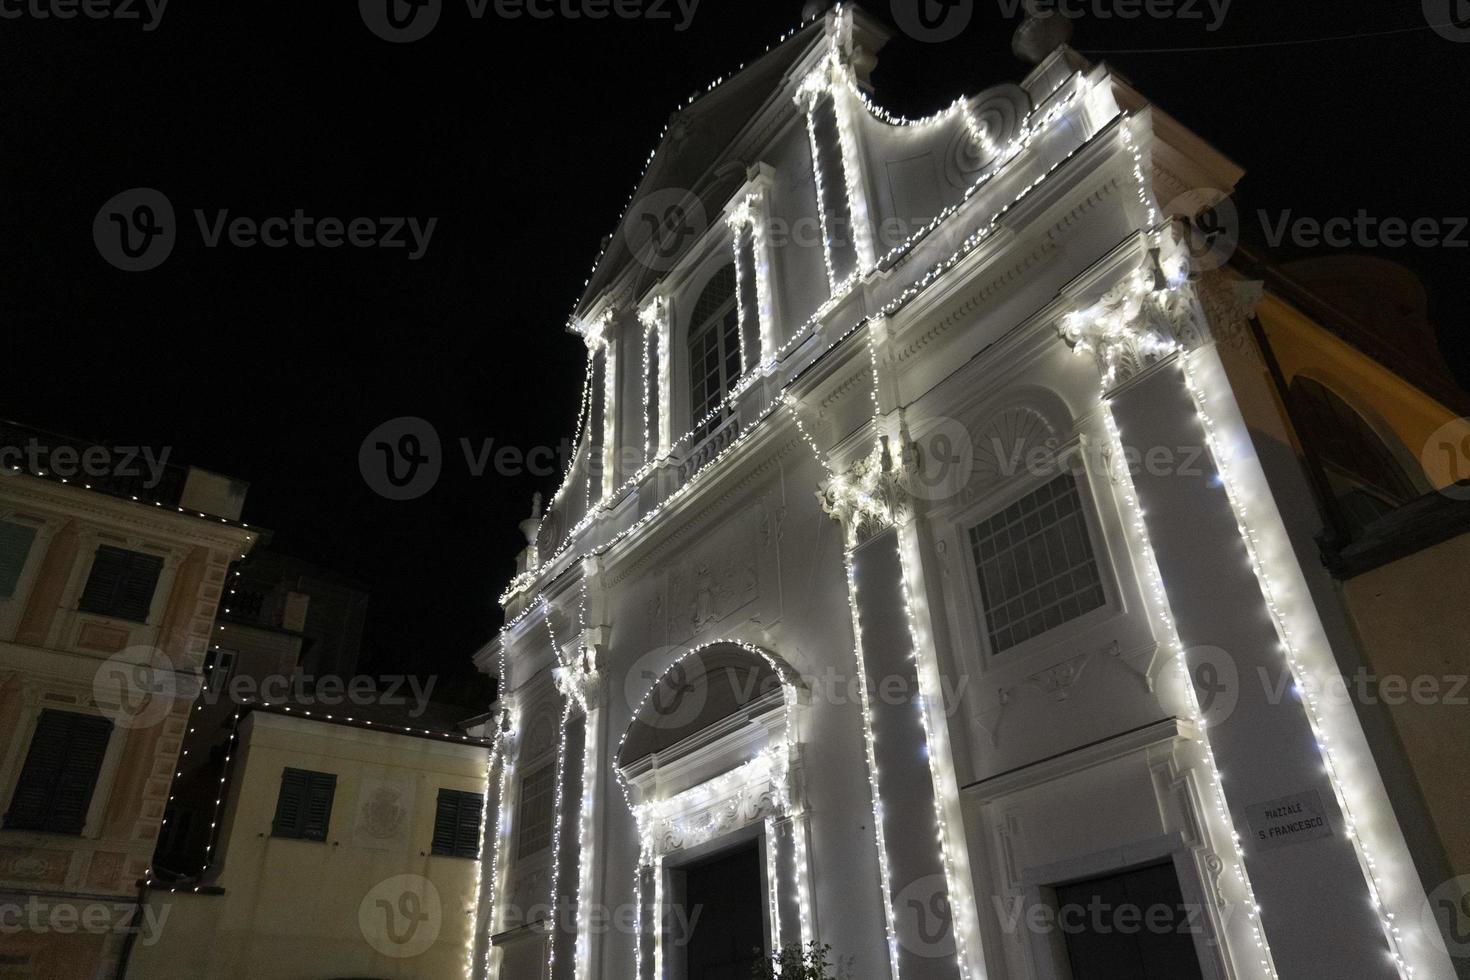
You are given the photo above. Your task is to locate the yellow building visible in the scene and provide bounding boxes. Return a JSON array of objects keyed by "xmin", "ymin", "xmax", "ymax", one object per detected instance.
[
  {"xmin": 1201, "ymin": 251, "xmax": 1470, "ymax": 888},
  {"xmin": 124, "ymin": 705, "xmax": 492, "ymax": 979},
  {"xmin": 0, "ymin": 420, "xmax": 256, "ymax": 978}
]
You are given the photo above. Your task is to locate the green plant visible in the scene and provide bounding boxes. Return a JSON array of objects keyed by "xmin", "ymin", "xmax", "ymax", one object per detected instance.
[{"xmin": 752, "ymin": 941, "xmax": 834, "ymax": 979}]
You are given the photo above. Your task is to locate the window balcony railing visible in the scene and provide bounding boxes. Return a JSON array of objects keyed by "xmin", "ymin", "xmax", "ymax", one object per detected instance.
[{"xmin": 675, "ymin": 412, "xmax": 740, "ymax": 487}]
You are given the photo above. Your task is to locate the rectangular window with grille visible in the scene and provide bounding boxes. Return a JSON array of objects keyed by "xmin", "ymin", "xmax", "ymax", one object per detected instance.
[
  {"xmin": 969, "ymin": 474, "xmax": 1106, "ymax": 655},
  {"xmin": 271, "ymin": 768, "xmax": 336, "ymax": 841},
  {"xmin": 432, "ymin": 788, "xmax": 485, "ymax": 859},
  {"xmin": 78, "ymin": 544, "xmax": 164, "ymax": 622},
  {"xmin": 4, "ymin": 709, "xmax": 113, "ymax": 835},
  {"xmin": 517, "ymin": 762, "xmax": 556, "ymax": 858},
  {"xmin": 0, "ymin": 521, "xmax": 38, "ymax": 598}
]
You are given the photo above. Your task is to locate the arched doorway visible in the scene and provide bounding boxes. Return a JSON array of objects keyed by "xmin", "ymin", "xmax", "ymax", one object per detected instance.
[{"xmin": 617, "ymin": 642, "xmax": 810, "ymax": 980}]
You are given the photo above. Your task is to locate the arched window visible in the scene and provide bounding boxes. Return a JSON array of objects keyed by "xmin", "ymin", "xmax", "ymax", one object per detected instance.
[
  {"xmin": 1290, "ymin": 377, "xmax": 1421, "ymax": 530},
  {"xmin": 688, "ymin": 264, "xmax": 741, "ymax": 442}
]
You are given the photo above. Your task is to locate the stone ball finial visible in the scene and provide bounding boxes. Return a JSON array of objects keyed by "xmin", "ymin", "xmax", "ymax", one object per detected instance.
[{"xmin": 1012, "ymin": 0, "xmax": 1074, "ymax": 63}]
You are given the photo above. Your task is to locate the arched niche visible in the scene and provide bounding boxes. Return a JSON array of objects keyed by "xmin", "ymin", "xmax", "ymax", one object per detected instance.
[{"xmin": 616, "ymin": 642, "xmax": 805, "ymax": 846}]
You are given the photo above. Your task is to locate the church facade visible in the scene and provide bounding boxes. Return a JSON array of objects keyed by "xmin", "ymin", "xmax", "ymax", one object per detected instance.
[{"xmin": 471, "ymin": 7, "xmax": 1462, "ymax": 980}]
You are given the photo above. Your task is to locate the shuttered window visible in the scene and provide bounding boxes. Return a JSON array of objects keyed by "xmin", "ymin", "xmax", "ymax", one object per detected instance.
[
  {"xmin": 4, "ymin": 709, "xmax": 113, "ymax": 835},
  {"xmin": 78, "ymin": 545, "xmax": 164, "ymax": 622},
  {"xmin": 271, "ymin": 768, "xmax": 336, "ymax": 841},
  {"xmin": 0, "ymin": 521, "xmax": 38, "ymax": 598},
  {"xmin": 431, "ymin": 788, "xmax": 485, "ymax": 859}
]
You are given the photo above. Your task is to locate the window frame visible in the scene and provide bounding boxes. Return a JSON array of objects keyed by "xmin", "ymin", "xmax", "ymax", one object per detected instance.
[
  {"xmin": 947, "ymin": 443, "xmax": 1124, "ymax": 666},
  {"xmin": 270, "ymin": 767, "xmax": 337, "ymax": 842},
  {"xmin": 515, "ymin": 758, "xmax": 557, "ymax": 860},
  {"xmin": 685, "ymin": 262, "xmax": 743, "ymax": 446},
  {"xmin": 76, "ymin": 543, "xmax": 165, "ymax": 624},
  {"xmin": 2, "ymin": 708, "xmax": 115, "ymax": 837},
  {"xmin": 431, "ymin": 787, "xmax": 485, "ymax": 860}
]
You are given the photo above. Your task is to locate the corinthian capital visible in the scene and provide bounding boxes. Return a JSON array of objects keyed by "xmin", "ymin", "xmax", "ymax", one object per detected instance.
[{"xmin": 816, "ymin": 437, "xmax": 918, "ymax": 547}]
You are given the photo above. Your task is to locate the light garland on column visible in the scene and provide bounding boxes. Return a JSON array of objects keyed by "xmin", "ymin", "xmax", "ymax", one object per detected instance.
[
  {"xmin": 465, "ymin": 727, "xmax": 502, "ymax": 980},
  {"xmin": 728, "ymin": 194, "xmax": 777, "ymax": 373},
  {"xmin": 479, "ymin": 704, "xmax": 518, "ymax": 980},
  {"xmin": 545, "ymin": 697, "xmax": 575, "ymax": 978},
  {"xmin": 1179, "ymin": 354, "xmax": 1420, "ymax": 977},
  {"xmin": 1097, "ymin": 403, "xmax": 1278, "ymax": 978},
  {"xmin": 638, "ymin": 300, "xmax": 668, "ymax": 464},
  {"xmin": 894, "ymin": 531, "xmax": 978, "ymax": 980}
]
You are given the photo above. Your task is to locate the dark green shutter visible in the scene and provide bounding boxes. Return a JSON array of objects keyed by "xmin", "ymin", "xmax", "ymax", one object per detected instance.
[
  {"xmin": 271, "ymin": 768, "xmax": 307, "ymax": 837},
  {"xmin": 272, "ymin": 768, "xmax": 335, "ymax": 841},
  {"xmin": 0, "ymin": 521, "xmax": 37, "ymax": 597},
  {"xmin": 432, "ymin": 788, "xmax": 484, "ymax": 858},
  {"xmin": 4, "ymin": 710, "xmax": 113, "ymax": 834},
  {"xmin": 302, "ymin": 774, "xmax": 335, "ymax": 841},
  {"xmin": 79, "ymin": 546, "xmax": 164, "ymax": 622}
]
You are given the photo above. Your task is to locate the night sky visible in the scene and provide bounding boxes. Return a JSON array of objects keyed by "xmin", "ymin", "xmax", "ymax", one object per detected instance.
[{"xmin": 4, "ymin": 1, "xmax": 1466, "ymax": 703}]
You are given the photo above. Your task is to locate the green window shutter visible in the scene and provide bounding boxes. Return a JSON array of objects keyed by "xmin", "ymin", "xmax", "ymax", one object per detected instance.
[
  {"xmin": 432, "ymin": 788, "xmax": 484, "ymax": 858},
  {"xmin": 272, "ymin": 768, "xmax": 336, "ymax": 841},
  {"xmin": 302, "ymin": 773, "xmax": 335, "ymax": 841},
  {"xmin": 271, "ymin": 768, "xmax": 308, "ymax": 837},
  {"xmin": 0, "ymin": 521, "xmax": 37, "ymax": 598},
  {"xmin": 79, "ymin": 545, "xmax": 164, "ymax": 622},
  {"xmin": 4, "ymin": 710, "xmax": 113, "ymax": 835}
]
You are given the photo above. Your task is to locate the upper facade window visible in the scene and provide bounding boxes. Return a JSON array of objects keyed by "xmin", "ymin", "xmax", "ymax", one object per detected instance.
[
  {"xmin": 4, "ymin": 709, "xmax": 113, "ymax": 835},
  {"xmin": 78, "ymin": 544, "xmax": 164, "ymax": 622},
  {"xmin": 688, "ymin": 264, "xmax": 742, "ymax": 443},
  {"xmin": 968, "ymin": 474, "xmax": 1105, "ymax": 655}
]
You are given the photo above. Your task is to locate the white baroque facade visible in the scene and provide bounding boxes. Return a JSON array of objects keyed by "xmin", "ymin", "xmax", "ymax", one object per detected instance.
[{"xmin": 470, "ymin": 7, "xmax": 1458, "ymax": 980}]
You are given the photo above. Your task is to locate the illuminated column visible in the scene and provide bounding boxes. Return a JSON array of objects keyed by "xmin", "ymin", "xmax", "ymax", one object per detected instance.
[
  {"xmin": 1065, "ymin": 286, "xmax": 1418, "ymax": 980},
  {"xmin": 820, "ymin": 451, "xmax": 977, "ymax": 980}
]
